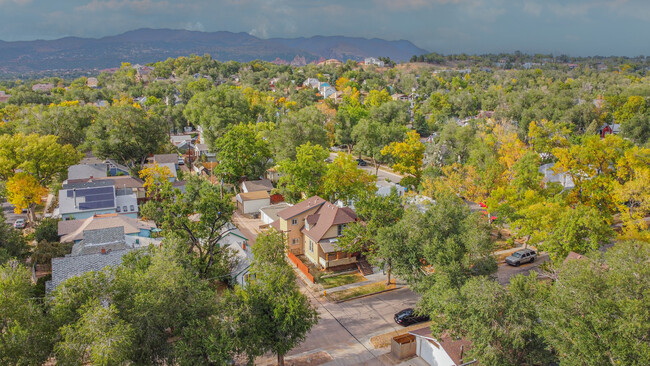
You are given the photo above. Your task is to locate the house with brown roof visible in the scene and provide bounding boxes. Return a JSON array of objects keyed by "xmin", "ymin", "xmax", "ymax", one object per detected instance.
[{"xmin": 271, "ymin": 196, "xmax": 358, "ymax": 269}]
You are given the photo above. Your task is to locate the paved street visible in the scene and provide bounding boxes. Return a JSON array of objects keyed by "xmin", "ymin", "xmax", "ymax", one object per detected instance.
[
  {"xmin": 2, "ymin": 199, "xmax": 26, "ymax": 226},
  {"xmin": 496, "ymin": 252, "xmax": 550, "ymax": 285},
  {"xmin": 258, "ymin": 284, "xmax": 421, "ymax": 366}
]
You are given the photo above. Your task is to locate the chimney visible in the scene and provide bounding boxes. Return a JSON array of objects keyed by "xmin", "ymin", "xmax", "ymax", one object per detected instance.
[
  {"xmin": 101, "ymin": 248, "xmax": 106, "ymax": 254},
  {"xmin": 73, "ymin": 188, "xmax": 77, "ymax": 208},
  {"xmin": 242, "ymin": 242, "xmax": 246, "ymax": 250}
]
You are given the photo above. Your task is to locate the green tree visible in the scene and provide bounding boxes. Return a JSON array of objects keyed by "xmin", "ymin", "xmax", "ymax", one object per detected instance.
[
  {"xmin": 276, "ymin": 143, "xmax": 329, "ymax": 203},
  {"xmin": 338, "ymin": 189, "xmax": 404, "ymax": 284},
  {"xmin": 34, "ymin": 217, "xmax": 60, "ymax": 243},
  {"xmin": 352, "ymin": 119, "xmax": 407, "ymax": 174},
  {"xmin": 321, "ymin": 153, "xmax": 376, "ymax": 204},
  {"xmin": 234, "ymin": 231, "xmax": 318, "ymax": 366},
  {"xmin": 377, "ymin": 195, "xmax": 496, "ymax": 292},
  {"xmin": 55, "ymin": 301, "xmax": 134, "ymax": 366},
  {"xmin": 140, "ymin": 176, "xmax": 237, "ymax": 278},
  {"xmin": 540, "ymin": 241, "xmax": 650, "ymax": 365},
  {"xmin": 423, "ymin": 274, "xmax": 554, "ymax": 366},
  {"xmin": 0, "ymin": 261, "xmax": 54, "ymax": 365},
  {"xmin": 271, "ymin": 106, "xmax": 329, "ymax": 161},
  {"xmin": 213, "ymin": 123, "xmax": 272, "ymax": 185},
  {"xmin": 19, "ymin": 103, "xmax": 97, "ymax": 147},
  {"xmin": 540, "ymin": 204, "xmax": 614, "ymax": 262},
  {"xmin": 184, "ymin": 86, "xmax": 255, "ymax": 146},
  {"xmin": 0, "ymin": 211, "xmax": 28, "ymax": 264},
  {"xmin": 86, "ymin": 105, "xmax": 168, "ymax": 167}
]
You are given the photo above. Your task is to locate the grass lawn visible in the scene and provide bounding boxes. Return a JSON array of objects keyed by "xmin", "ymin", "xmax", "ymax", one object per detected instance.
[
  {"xmin": 326, "ymin": 281, "xmax": 395, "ymax": 302},
  {"xmin": 319, "ymin": 272, "xmax": 366, "ymax": 289}
]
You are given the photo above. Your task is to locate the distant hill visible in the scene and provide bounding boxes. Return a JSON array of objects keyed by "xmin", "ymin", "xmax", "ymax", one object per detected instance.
[{"xmin": 0, "ymin": 28, "xmax": 429, "ymax": 74}]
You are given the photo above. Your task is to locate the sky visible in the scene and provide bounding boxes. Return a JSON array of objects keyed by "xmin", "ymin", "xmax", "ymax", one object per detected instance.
[{"xmin": 0, "ymin": 0, "xmax": 649, "ymax": 56}]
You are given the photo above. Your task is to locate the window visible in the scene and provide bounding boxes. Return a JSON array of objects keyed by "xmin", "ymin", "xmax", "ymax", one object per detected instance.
[
  {"xmin": 130, "ymin": 205, "xmax": 135, "ymax": 212},
  {"xmin": 291, "ymin": 218, "xmax": 298, "ymax": 225},
  {"xmin": 309, "ymin": 240, "xmax": 314, "ymax": 252},
  {"xmin": 337, "ymin": 224, "xmax": 346, "ymax": 236},
  {"xmin": 123, "ymin": 206, "xmax": 127, "ymax": 212},
  {"xmin": 292, "ymin": 238, "xmax": 299, "ymax": 245},
  {"xmin": 116, "ymin": 206, "xmax": 121, "ymax": 212}
]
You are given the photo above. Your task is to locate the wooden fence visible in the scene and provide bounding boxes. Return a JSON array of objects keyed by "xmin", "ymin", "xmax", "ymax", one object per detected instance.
[{"xmin": 287, "ymin": 251, "xmax": 315, "ymax": 283}]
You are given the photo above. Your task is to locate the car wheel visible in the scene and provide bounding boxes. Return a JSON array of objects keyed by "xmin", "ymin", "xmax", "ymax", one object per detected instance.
[
  {"xmin": 530, "ymin": 257, "xmax": 535, "ymax": 263},
  {"xmin": 515, "ymin": 261, "xmax": 520, "ymax": 267}
]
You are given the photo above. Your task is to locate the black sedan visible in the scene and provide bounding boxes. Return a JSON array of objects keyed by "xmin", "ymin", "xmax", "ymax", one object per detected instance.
[
  {"xmin": 356, "ymin": 158, "xmax": 368, "ymax": 166},
  {"xmin": 394, "ymin": 308, "xmax": 429, "ymax": 326}
]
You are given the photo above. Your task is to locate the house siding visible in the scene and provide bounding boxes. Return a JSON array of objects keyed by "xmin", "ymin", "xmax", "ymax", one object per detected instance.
[{"xmin": 279, "ymin": 205, "xmax": 321, "ymax": 255}]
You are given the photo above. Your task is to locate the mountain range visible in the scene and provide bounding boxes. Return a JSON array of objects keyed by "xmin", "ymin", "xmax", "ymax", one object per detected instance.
[{"xmin": 0, "ymin": 28, "xmax": 429, "ymax": 74}]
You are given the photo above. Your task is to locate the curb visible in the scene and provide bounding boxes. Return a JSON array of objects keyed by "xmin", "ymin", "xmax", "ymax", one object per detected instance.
[{"xmin": 332, "ymin": 286, "xmax": 404, "ymax": 304}]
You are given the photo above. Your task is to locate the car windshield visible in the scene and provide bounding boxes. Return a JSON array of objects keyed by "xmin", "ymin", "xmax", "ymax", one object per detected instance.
[{"xmin": 512, "ymin": 252, "xmax": 522, "ymax": 258}]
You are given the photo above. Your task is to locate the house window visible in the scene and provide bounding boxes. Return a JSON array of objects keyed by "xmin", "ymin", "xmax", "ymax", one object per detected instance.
[
  {"xmin": 291, "ymin": 219, "xmax": 298, "ymax": 225},
  {"xmin": 291, "ymin": 238, "xmax": 299, "ymax": 245},
  {"xmin": 244, "ymin": 273, "xmax": 256, "ymax": 283},
  {"xmin": 337, "ymin": 224, "xmax": 346, "ymax": 236},
  {"xmin": 123, "ymin": 206, "xmax": 128, "ymax": 212},
  {"xmin": 116, "ymin": 206, "xmax": 121, "ymax": 212},
  {"xmin": 309, "ymin": 240, "xmax": 314, "ymax": 252},
  {"xmin": 130, "ymin": 205, "xmax": 135, "ymax": 211}
]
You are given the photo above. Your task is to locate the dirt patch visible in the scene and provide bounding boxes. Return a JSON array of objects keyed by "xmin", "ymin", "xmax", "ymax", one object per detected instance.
[{"xmin": 370, "ymin": 321, "xmax": 432, "ymax": 349}]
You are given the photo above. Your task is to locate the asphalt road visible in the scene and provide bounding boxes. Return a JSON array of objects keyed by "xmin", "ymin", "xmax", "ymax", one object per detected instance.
[
  {"xmin": 496, "ymin": 252, "xmax": 550, "ymax": 285},
  {"xmin": 2, "ymin": 199, "xmax": 26, "ymax": 226},
  {"xmin": 258, "ymin": 284, "xmax": 421, "ymax": 366}
]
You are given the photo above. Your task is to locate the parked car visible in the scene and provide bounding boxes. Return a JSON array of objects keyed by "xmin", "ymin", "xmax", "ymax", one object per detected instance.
[
  {"xmin": 178, "ymin": 156, "xmax": 185, "ymax": 165},
  {"xmin": 505, "ymin": 248, "xmax": 537, "ymax": 266},
  {"xmin": 394, "ymin": 308, "xmax": 429, "ymax": 326},
  {"xmin": 356, "ymin": 158, "xmax": 368, "ymax": 166},
  {"xmin": 13, "ymin": 218, "xmax": 26, "ymax": 229}
]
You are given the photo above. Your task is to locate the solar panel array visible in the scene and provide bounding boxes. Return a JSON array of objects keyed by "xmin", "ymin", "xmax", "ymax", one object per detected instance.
[{"xmin": 67, "ymin": 186, "xmax": 115, "ymax": 211}]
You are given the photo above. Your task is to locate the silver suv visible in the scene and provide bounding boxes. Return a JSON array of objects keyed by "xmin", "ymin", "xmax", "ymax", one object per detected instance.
[{"xmin": 505, "ymin": 248, "xmax": 536, "ymax": 266}]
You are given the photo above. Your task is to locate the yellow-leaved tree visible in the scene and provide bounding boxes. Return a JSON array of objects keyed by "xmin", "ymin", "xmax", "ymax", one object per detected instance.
[
  {"xmin": 381, "ymin": 130, "xmax": 425, "ymax": 185},
  {"xmin": 6, "ymin": 173, "xmax": 48, "ymax": 223}
]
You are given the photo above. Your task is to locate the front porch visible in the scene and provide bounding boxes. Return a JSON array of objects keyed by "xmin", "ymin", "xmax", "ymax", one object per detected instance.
[{"xmin": 318, "ymin": 251, "xmax": 357, "ymax": 269}]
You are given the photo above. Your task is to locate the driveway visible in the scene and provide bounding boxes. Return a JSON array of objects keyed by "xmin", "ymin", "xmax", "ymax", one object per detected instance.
[
  {"xmin": 2, "ymin": 199, "xmax": 27, "ymax": 227},
  {"xmin": 232, "ymin": 211, "xmax": 263, "ymax": 245},
  {"xmin": 257, "ymin": 284, "xmax": 421, "ymax": 366},
  {"xmin": 496, "ymin": 252, "xmax": 550, "ymax": 285}
]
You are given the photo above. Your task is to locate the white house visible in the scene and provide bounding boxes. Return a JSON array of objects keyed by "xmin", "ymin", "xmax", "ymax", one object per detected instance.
[
  {"xmin": 539, "ymin": 163, "xmax": 575, "ymax": 190},
  {"xmin": 364, "ymin": 57, "xmax": 385, "ymax": 67},
  {"xmin": 240, "ymin": 179, "xmax": 274, "ymax": 194},
  {"xmin": 409, "ymin": 327, "xmax": 476, "ymax": 366},
  {"xmin": 218, "ymin": 227, "xmax": 253, "ymax": 287},
  {"xmin": 259, "ymin": 202, "xmax": 292, "ymax": 225},
  {"xmin": 236, "ymin": 191, "xmax": 271, "ymax": 215}
]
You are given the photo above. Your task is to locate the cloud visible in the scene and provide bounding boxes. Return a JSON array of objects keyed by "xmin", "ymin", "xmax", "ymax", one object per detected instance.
[
  {"xmin": 75, "ymin": 0, "xmax": 168, "ymax": 13},
  {"xmin": 185, "ymin": 22, "xmax": 204, "ymax": 32},
  {"xmin": 0, "ymin": 0, "xmax": 32, "ymax": 4},
  {"xmin": 522, "ymin": 1, "xmax": 542, "ymax": 16}
]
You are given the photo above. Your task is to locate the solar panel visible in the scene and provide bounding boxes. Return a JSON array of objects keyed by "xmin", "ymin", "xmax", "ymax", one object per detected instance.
[
  {"xmin": 85, "ymin": 193, "xmax": 114, "ymax": 202},
  {"xmin": 76, "ymin": 186, "xmax": 113, "ymax": 197},
  {"xmin": 78, "ymin": 199, "xmax": 115, "ymax": 210}
]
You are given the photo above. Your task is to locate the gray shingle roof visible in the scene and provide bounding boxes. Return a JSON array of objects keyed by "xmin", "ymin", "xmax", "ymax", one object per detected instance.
[{"xmin": 48, "ymin": 249, "xmax": 132, "ymax": 292}]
